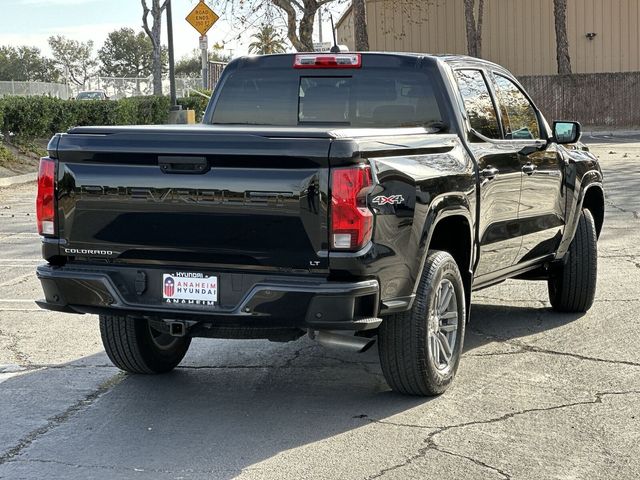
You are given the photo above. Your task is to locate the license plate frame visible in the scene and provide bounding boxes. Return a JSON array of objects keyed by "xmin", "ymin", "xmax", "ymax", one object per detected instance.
[{"xmin": 162, "ymin": 272, "xmax": 218, "ymax": 306}]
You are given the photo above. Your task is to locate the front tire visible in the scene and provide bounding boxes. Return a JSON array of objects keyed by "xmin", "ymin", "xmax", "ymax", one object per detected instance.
[
  {"xmin": 378, "ymin": 251, "xmax": 466, "ymax": 396},
  {"xmin": 548, "ymin": 209, "xmax": 598, "ymax": 312},
  {"xmin": 99, "ymin": 315, "xmax": 191, "ymax": 374}
]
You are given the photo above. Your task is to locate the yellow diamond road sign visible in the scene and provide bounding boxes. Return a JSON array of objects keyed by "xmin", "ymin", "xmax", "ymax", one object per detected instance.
[{"xmin": 186, "ymin": 1, "xmax": 219, "ymax": 36}]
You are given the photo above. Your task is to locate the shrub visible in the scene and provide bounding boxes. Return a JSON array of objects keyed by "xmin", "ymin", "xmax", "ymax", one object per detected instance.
[
  {"xmin": 177, "ymin": 95, "xmax": 209, "ymax": 122},
  {"xmin": 0, "ymin": 94, "xmax": 208, "ymax": 139},
  {"xmin": 130, "ymin": 95, "xmax": 172, "ymax": 125}
]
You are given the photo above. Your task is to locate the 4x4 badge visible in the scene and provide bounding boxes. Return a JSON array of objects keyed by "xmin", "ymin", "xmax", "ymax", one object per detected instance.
[{"xmin": 372, "ymin": 195, "xmax": 405, "ymax": 206}]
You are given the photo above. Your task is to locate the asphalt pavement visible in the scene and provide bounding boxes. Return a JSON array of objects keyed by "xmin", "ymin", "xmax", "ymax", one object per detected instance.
[{"xmin": 0, "ymin": 138, "xmax": 638, "ymax": 479}]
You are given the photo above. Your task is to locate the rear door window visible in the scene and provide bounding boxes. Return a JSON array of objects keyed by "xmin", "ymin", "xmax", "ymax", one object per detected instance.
[
  {"xmin": 454, "ymin": 69, "xmax": 502, "ymax": 140},
  {"xmin": 212, "ymin": 68, "xmax": 444, "ymax": 128}
]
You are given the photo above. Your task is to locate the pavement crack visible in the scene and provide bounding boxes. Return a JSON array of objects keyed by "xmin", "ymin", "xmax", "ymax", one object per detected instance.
[
  {"xmin": 365, "ymin": 434, "xmax": 510, "ymax": 480},
  {"xmin": 178, "ymin": 364, "xmax": 277, "ymax": 370},
  {"xmin": 0, "ymin": 326, "xmax": 32, "ymax": 366},
  {"xmin": 464, "ymin": 350, "xmax": 525, "ymax": 358},
  {"xmin": 363, "ymin": 390, "xmax": 640, "ymax": 479},
  {"xmin": 281, "ymin": 344, "xmax": 317, "ymax": 369},
  {"xmin": 424, "ymin": 443, "xmax": 512, "ymax": 480},
  {"xmin": 473, "ymin": 296, "xmax": 548, "ymax": 306},
  {"xmin": 468, "ymin": 326, "xmax": 640, "ymax": 368},
  {"xmin": 0, "ymin": 274, "xmax": 32, "ymax": 288},
  {"xmin": 0, "ymin": 373, "xmax": 125, "ymax": 465},
  {"xmin": 606, "ymin": 200, "xmax": 640, "ymax": 219}
]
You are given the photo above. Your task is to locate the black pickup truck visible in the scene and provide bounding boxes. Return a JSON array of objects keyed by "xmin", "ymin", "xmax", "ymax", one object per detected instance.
[{"xmin": 35, "ymin": 53, "xmax": 604, "ymax": 396}]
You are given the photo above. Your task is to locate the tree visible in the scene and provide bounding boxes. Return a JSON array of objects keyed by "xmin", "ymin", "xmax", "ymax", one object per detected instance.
[
  {"xmin": 141, "ymin": 0, "xmax": 168, "ymax": 95},
  {"xmin": 175, "ymin": 49, "xmax": 231, "ymax": 78},
  {"xmin": 0, "ymin": 46, "xmax": 61, "ymax": 82},
  {"xmin": 464, "ymin": 0, "xmax": 485, "ymax": 58},
  {"xmin": 553, "ymin": 0, "xmax": 572, "ymax": 74},
  {"xmin": 48, "ymin": 36, "xmax": 97, "ymax": 87},
  {"xmin": 353, "ymin": 0, "xmax": 370, "ymax": 51},
  {"xmin": 99, "ymin": 28, "xmax": 157, "ymax": 78},
  {"xmin": 248, "ymin": 25, "xmax": 288, "ymax": 54},
  {"xmin": 219, "ymin": 0, "xmax": 338, "ymax": 52}
]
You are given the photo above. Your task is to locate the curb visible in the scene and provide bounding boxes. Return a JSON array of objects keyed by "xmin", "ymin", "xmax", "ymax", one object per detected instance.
[
  {"xmin": 0, "ymin": 172, "xmax": 37, "ymax": 188},
  {"xmin": 583, "ymin": 130, "xmax": 640, "ymax": 138}
]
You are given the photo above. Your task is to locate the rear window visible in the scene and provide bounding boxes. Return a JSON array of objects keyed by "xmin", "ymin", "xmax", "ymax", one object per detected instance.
[{"xmin": 211, "ymin": 69, "xmax": 444, "ymax": 128}]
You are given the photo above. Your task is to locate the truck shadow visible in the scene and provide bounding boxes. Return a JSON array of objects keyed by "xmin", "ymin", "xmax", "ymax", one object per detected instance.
[
  {"xmin": 1, "ymin": 301, "xmax": 583, "ymax": 478},
  {"xmin": 464, "ymin": 302, "xmax": 585, "ymax": 351},
  {"xmin": 0, "ymin": 340, "xmax": 425, "ymax": 479}
]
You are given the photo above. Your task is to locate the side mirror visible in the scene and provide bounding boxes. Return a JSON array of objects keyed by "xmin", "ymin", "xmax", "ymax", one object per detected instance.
[{"xmin": 554, "ymin": 121, "xmax": 581, "ymax": 144}]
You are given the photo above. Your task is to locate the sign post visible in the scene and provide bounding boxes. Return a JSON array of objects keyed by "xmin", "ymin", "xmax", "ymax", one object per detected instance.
[
  {"xmin": 186, "ymin": 0, "xmax": 220, "ymax": 90},
  {"xmin": 200, "ymin": 35, "xmax": 209, "ymax": 89}
]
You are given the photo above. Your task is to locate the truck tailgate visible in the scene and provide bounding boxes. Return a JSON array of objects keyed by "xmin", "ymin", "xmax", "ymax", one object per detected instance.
[{"xmin": 53, "ymin": 126, "xmax": 331, "ymax": 272}]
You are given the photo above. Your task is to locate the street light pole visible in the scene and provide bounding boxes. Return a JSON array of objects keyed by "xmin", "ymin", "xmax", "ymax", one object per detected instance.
[{"xmin": 166, "ymin": 0, "xmax": 178, "ymax": 109}]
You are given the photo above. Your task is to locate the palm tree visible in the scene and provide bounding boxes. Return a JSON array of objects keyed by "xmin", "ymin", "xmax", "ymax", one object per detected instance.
[{"xmin": 248, "ymin": 25, "xmax": 287, "ymax": 55}]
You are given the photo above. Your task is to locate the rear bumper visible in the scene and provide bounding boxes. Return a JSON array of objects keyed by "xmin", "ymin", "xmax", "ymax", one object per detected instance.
[{"xmin": 36, "ymin": 264, "xmax": 381, "ymax": 331}]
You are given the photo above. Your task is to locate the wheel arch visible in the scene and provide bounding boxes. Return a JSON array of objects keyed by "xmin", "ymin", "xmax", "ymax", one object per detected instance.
[
  {"xmin": 418, "ymin": 197, "xmax": 474, "ymax": 317},
  {"xmin": 556, "ymin": 175, "xmax": 604, "ymax": 259},
  {"xmin": 581, "ymin": 184, "xmax": 605, "ymax": 238}
]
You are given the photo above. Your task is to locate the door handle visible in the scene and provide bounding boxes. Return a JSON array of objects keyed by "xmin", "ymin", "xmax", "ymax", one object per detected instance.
[
  {"xmin": 480, "ymin": 167, "xmax": 499, "ymax": 180},
  {"xmin": 522, "ymin": 163, "xmax": 537, "ymax": 175},
  {"xmin": 158, "ymin": 156, "xmax": 209, "ymax": 174}
]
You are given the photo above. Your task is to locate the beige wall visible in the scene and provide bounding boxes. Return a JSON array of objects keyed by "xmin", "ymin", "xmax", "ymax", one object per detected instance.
[{"xmin": 336, "ymin": 0, "xmax": 640, "ymax": 76}]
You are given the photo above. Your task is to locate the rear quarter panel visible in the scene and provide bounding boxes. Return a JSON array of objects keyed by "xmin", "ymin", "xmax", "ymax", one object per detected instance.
[{"xmin": 328, "ymin": 133, "xmax": 477, "ymax": 308}]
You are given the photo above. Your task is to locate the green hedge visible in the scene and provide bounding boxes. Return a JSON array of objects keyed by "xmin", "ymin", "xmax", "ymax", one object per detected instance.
[
  {"xmin": 0, "ymin": 94, "xmax": 207, "ymax": 139},
  {"xmin": 177, "ymin": 95, "xmax": 209, "ymax": 120}
]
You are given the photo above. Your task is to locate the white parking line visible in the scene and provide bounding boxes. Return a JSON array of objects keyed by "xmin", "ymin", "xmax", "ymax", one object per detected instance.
[
  {"xmin": 0, "ymin": 265, "xmax": 41, "ymax": 268},
  {"xmin": 0, "ymin": 259, "xmax": 42, "ymax": 263},
  {"xmin": 0, "ymin": 274, "xmax": 33, "ymax": 287},
  {"xmin": 0, "ymin": 299, "xmax": 37, "ymax": 303},
  {"xmin": 0, "ymin": 233, "xmax": 39, "ymax": 237},
  {"xmin": 0, "ymin": 310, "xmax": 41, "ymax": 312}
]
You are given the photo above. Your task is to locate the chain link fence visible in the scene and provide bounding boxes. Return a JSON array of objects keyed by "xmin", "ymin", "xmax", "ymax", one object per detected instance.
[
  {"xmin": 71, "ymin": 76, "xmax": 204, "ymax": 100},
  {"xmin": 0, "ymin": 81, "xmax": 71, "ymax": 99},
  {"xmin": 0, "ymin": 76, "xmax": 209, "ymax": 101},
  {"xmin": 208, "ymin": 61, "xmax": 227, "ymax": 89},
  {"xmin": 0, "ymin": 61, "xmax": 229, "ymax": 100}
]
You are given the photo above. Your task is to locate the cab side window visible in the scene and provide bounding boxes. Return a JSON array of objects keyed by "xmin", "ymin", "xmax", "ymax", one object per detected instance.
[
  {"xmin": 454, "ymin": 69, "xmax": 502, "ymax": 140},
  {"xmin": 492, "ymin": 74, "xmax": 541, "ymax": 140}
]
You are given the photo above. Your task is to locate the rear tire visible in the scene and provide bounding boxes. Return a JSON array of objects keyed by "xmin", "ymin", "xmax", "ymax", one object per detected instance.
[
  {"xmin": 378, "ymin": 251, "xmax": 466, "ymax": 396},
  {"xmin": 548, "ymin": 209, "xmax": 598, "ymax": 312},
  {"xmin": 99, "ymin": 315, "xmax": 191, "ymax": 374}
]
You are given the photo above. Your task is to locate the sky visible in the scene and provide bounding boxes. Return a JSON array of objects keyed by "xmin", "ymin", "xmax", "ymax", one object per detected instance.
[{"xmin": 0, "ymin": 0, "xmax": 346, "ymax": 62}]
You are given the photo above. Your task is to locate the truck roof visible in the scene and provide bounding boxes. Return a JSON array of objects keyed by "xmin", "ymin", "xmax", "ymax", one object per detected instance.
[{"xmin": 229, "ymin": 52, "xmax": 512, "ymax": 77}]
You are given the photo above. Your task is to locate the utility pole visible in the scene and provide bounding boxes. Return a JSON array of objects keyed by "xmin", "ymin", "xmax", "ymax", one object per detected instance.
[
  {"xmin": 318, "ymin": 8, "xmax": 323, "ymax": 44},
  {"xmin": 166, "ymin": 0, "xmax": 178, "ymax": 109}
]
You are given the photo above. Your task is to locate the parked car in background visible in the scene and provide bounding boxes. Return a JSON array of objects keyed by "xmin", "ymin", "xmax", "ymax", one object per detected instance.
[{"xmin": 75, "ymin": 90, "xmax": 109, "ymax": 101}]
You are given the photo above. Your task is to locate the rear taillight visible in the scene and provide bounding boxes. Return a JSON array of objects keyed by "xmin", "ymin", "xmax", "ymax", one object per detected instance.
[
  {"xmin": 36, "ymin": 157, "xmax": 55, "ymax": 236},
  {"xmin": 330, "ymin": 165, "xmax": 373, "ymax": 250},
  {"xmin": 294, "ymin": 53, "xmax": 362, "ymax": 69}
]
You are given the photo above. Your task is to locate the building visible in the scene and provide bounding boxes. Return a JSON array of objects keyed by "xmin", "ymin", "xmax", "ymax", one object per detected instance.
[{"xmin": 336, "ymin": 0, "xmax": 640, "ymax": 76}]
